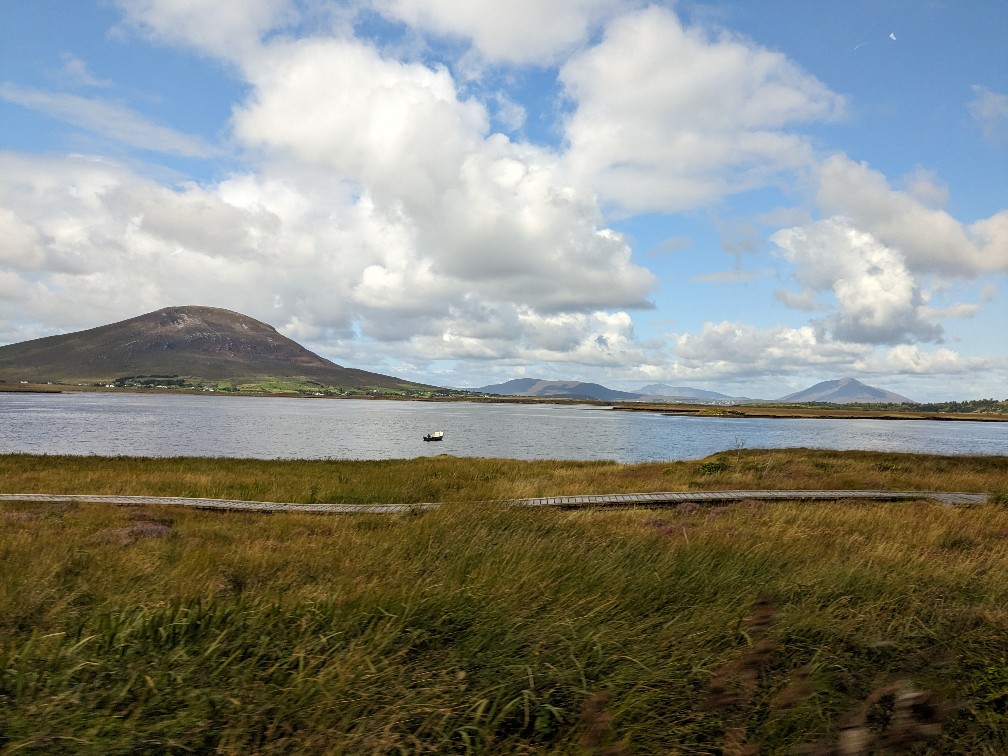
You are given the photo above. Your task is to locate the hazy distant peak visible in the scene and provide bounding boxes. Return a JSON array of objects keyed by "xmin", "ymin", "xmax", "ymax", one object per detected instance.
[
  {"xmin": 635, "ymin": 383, "xmax": 738, "ymax": 400},
  {"xmin": 777, "ymin": 378, "xmax": 914, "ymax": 404},
  {"xmin": 475, "ymin": 378, "xmax": 641, "ymax": 401}
]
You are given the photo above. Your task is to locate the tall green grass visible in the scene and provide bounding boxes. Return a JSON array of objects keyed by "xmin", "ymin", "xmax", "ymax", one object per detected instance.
[
  {"xmin": 3, "ymin": 483, "xmax": 1008, "ymax": 752},
  {"xmin": 2, "ymin": 448, "xmax": 1006, "ymax": 504}
]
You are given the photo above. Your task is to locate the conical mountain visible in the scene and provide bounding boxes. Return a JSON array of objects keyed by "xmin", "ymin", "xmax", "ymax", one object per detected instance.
[
  {"xmin": 0, "ymin": 305, "xmax": 430, "ymax": 391},
  {"xmin": 776, "ymin": 378, "xmax": 913, "ymax": 404}
]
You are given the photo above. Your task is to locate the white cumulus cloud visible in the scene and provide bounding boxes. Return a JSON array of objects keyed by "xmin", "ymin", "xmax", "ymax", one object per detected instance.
[
  {"xmin": 113, "ymin": 0, "xmax": 298, "ymax": 63},
  {"xmin": 559, "ymin": 5, "xmax": 844, "ymax": 213},
  {"xmin": 369, "ymin": 0, "xmax": 625, "ymax": 65},
  {"xmin": 871, "ymin": 345, "xmax": 989, "ymax": 375},
  {"xmin": 672, "ymin": 321, "xmax": 868, "ymax": 378},
  {"xmin": 815, "ymin": 154, "xmax": 1008, "ymax": 275},
  {"xmin": 231, "ymin": 35, "xmax": 656, "ymax": 332},
  {"xmin": 772, "ymin": 217, "xmax": 943, "ymax": 344},
  {"xmin": 765, "ymin": 154, "xmax": 1008, "ymax": 352}
]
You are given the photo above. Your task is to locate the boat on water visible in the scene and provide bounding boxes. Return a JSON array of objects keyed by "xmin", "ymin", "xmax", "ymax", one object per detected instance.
[{"xmin": 423, "ymin": 431, "xmax": 444, "ymax": 442}]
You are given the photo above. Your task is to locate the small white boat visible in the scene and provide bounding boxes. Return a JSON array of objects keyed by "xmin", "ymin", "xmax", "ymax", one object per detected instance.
[{"xmin": 423, "ymin": 431, "xmax": 444, "ymax": 442}]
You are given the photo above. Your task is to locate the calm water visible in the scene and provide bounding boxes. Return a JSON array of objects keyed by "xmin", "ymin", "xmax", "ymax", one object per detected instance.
[{"xmin": 0, "ymin": 392, "xmax": 1004, "ymax": 462}]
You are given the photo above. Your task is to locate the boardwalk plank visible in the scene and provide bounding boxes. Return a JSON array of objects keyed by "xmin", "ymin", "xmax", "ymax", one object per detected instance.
[{"xmin": 0, "ymin": 490, "xmax": 987, "ymax": 513}]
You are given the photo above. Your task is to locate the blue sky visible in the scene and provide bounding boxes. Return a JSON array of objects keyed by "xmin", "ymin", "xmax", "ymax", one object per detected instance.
[{"xmin": 1, "ymin": 1, "xmax": 1006, "ymax": 400}]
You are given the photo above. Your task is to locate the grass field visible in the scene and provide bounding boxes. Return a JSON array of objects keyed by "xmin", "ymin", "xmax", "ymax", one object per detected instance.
[{"xmin": 2, "ymin": 450, "xmax": 1008, "ymax": 753}]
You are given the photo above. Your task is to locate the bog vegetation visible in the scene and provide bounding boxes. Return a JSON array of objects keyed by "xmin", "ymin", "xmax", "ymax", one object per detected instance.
[
  {"xmin": 766, "ymin": 398, "xmax": 1008, "ymax": 415},
  {"xmin": 2, "ymin": 449, "xmax": 1007, "ymax": 753}
]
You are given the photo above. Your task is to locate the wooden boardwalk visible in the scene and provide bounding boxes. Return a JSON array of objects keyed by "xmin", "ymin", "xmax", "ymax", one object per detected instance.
[
  {"xmin": 0, "ymin": 493, "xmax": 429, "ymax": 514},
  {"xmin": 515, "ymin": 490, "xmax": 988, "ymax": 507},
  {"xmin": 0, "ymin": 489, "xmax": 988, "ymax": 513}
]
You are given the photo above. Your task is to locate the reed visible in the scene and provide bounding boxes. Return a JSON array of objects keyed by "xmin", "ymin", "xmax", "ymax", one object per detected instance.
[{"xmin": 2, "ymin": 450, "xmax": 1007, "ymax": 752}]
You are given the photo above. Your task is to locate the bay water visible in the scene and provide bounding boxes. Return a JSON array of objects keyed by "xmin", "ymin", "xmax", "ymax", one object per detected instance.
[{"xmin": 1, "ymin": 392, "xmax": 1004, "ymax": 462}]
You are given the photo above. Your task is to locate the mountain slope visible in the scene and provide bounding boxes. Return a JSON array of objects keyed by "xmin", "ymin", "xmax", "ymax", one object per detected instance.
[
  {"xmin": 776, "ymin": 378, "xmax": 914, "ymax": 404},
  {"xmin": 636, "ymin": 383, "xmax": 744, "ymax": 401},
  {"xmin": 476, "ymin": 378, "xmax": 642, "ymax": 401},
  {"xmin": 0, "ymin": 306, "xmax": 429, "ymax": 391}
]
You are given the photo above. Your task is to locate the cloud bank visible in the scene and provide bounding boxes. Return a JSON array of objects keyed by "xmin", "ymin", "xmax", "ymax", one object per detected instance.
[{"xmin": 0, "ymin": 0, "xmax": 1004, "ymax": 397}]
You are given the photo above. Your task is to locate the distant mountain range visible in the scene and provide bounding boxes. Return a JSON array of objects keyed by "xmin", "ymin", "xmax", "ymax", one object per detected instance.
[
  {"xmin": 473, "ymin": 378, "xmax": 743, "ymax": 403},
  {"xmin": 0, "ymin": 305, "xmax": 433, "ymax": 392},
  {"xmin": 636, "ymin": 383, "xmax": 748, "ymax": 402},
  {"xmin": 474, "ymin": 378, "xmax": 642, "ymax": 402},
  {"xmin": 474, "ymin": 377, "xmax": 915, "ymax": 404},
  {"xmin": 0, "ymin": 308, "xmax": 917, "ymax": 404},
  {"xmin": 474, "ymin": 378, "xmax": 750, "ymax": 403}
]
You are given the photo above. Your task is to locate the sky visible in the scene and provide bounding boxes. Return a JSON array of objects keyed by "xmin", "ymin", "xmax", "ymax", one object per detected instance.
[{"xmin": 1, "ymin": 1, "xmax": 1006, "ymax": 401}]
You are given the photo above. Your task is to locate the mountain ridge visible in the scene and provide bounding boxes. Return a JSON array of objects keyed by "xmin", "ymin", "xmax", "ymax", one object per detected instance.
[
  {"xmin": 475, "ymin": 376, "xmax": 916, "ymax": 405},
  {"xmin": 635, "ymin": 383, "xmax": 747, "ymax": 402},
  {"xmin": 0, "ymin": 305, "xmax": 430, "ymax": 392},
  {"xmin": 474, "ymin": 378, "xmax": 642, "ymax": 402},
  {"xmin": 476, "ymin": 379, "xmax": 747, "ymax": 403}
]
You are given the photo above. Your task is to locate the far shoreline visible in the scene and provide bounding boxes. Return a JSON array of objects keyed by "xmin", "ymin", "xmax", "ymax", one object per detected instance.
[
  {"xmin": 2, "ymin": 381, "xmax": 1006, "ymax": 422},
  {"xmin": 610, "ymin": 403, "xmax": 1008, "ymax": 423}
]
